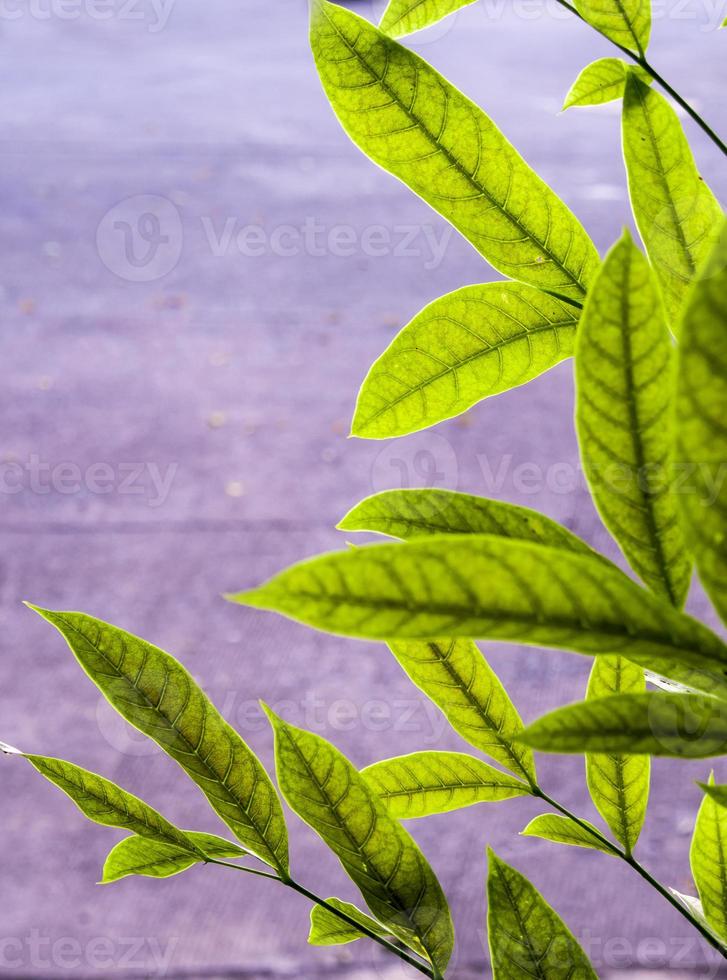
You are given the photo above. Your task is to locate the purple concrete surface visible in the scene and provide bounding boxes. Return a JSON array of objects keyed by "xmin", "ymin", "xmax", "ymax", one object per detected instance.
[{"xmin": 1, "ymin": 0, "xmax": 726, "ymax": 977}]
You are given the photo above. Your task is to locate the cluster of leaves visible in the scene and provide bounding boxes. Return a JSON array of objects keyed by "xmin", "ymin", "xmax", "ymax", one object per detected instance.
[{"xmin": 4, "ymin": 0, "xmax": 725, "ymax": 976}]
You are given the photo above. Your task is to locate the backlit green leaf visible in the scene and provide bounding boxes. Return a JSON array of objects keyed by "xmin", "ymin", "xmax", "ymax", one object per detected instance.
[
  {"xmin": 17, "ymin": 752, "xmax": 202, "ymax": 857},
  {"xmin": 521, "ymin": 813, "xmax": 616, "ymax": 855},
  {"xmin": 576, "ymin": 230, "xmax": 690, "ymax": 605},
  {"xmin": 309, "ymin": 899, "xmax": 390, "ymax": 947},
  {"xmin": 362, "ymin": 750, "xmax": 531, "ymax": 818},
  {"xmin": 675, "ymin": 220, "xmax": 727, "ymax": 626},
  {"xmin": 562, "ymin": 58, "xmax": 651, "ymax": 110},
  {"xmin": 311, "ymin": 0, "xmax": 599, "ymax": 301},
  {"xmin": 101, "ymin": 831, "xmax": 245, "ymax": 884},
  {"xmin": 487, "ymin": 849, "xmax": 598, "ymax": 978},
  {"xmin": 379, "ymin": 0, "xmax": 475, "ymax": 38},
  {"xmin": 701, "ymin": 782, "xmax": 727, "ymax": 809},
  {"xmin": 230, "ymin": 536, "xmax": 727, "ymax": 699},
  {"xmin": 339, "ymin": 489, "xmax": 598, "ymax": 559},
  {"xmin": 387, "ymin": 639, "xmax": 537, "ymax": 783},
  {"xmin": 585, "ymin": 656, "xmax": 650, "ymax": 854},
  {"xmin": 691, "ymin": 774, "xmax": 727, "ymax": 940},
  {"xmin": 351, "ymin": 283, "xmax": 579, "ymax": 438},
  {"xmin": 623, "ymin": 74, "xmax": 723, "ymax": 325},
  {"xmin": 29, "ymin": 606, "xmax": 288, "ymax": 874},
  {"xmin": 520, "ymin": 691, "xmax": 727, "ymax": 757},
  {"xmin": 264, "ymin": 707, "xmax": 454, "ymax": 972},
  {"xmin": 574, "ymin": 0, "xmax": 650, "ymax": 53}
]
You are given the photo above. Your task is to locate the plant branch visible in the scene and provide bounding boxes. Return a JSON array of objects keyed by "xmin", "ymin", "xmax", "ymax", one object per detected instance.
[
  {"xmin": 550, "ymin": 0, "xmax": 727, "ymax": 157},
  {"xmin": 206, "ymin": 857, "xmax": 435, "ymax": 977},
  {"xmin": 533, "ymin": 789, "xmax": 727, "ymax": 960}
]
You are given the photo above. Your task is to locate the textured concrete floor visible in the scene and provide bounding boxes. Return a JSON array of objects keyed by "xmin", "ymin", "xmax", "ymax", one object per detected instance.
[{"xmin": 1, "ymin": 0, "xmax": 726, "ymax": 976}]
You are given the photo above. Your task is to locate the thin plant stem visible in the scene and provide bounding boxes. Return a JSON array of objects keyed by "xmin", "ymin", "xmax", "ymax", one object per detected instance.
[
  {"xmin": 550, "ymin": 0, "xmax": 727, "ymax": 157},
  {"xmin": 206, "ymin": 857, "xmax": 435, "ymax": 977},
  {"xmin": 533, "ymin": 788, "xmax": 727, "ymax": 960}
]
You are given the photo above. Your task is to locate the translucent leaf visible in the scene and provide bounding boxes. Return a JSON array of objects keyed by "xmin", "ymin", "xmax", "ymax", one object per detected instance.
[
  {"xmin": 575, "ymin": 230, "xmax": 691, "ymax": 605},
  {"xmin": 264, "ymin": 707, "xmax": 454, "ymax": 972},
  {"xmin": 339, "ymin": 489, "xmax": 598, "ymax": 559},
  {"xmin": 379, "ymin": 0, "xmax": 475, "ymax": 38},
  {"xmin": 700, "ymin": 782, "xmax": 727, "ymax": 809},
  {"xmin": 585, "ymin": 656, "xmax": 650, "ymax": 855},
  {"xmin": 574, "ymin": 0, "xmax": 650, "ymax": 54},
  {"xmin": 691, "ymin": 774, "xmax": 727, "ymax": 940},
  {"xmin": 19, "ymin": 753, "xmax": 202, "ymax": 857},
  {"xmin": 521, "ymin": 813, "xmax": 616, "ymax": 855},
  {"xmin": 311, "ymin": 0, "xmax": 599, "ymax": 302},
  {"xmin": 362, "ymin": 750, "xmax": 531, "ymax": 818},
  {"xmin": 308, "ymin": 898, "xmax": 428, "ymax": 956},
  {"xmin": 230, "ymin": 535, "xmax": 727, "ymax": 699},
  {"xmin": 102, "ymin": 831, "xmax": 245, "ymax": 884},
  {"xmin": 563, "ymin": 58, "xmax": 651, "ymax": 110},
  {"xmin": 622, "ymin": 74, "xmax": 723, "ymax": 325},
  {"xmin": 387, "ymin": 639, "xmax": 537, "ymax": 783},
  {"xmin": 29, "ymin": 606, "xmax": 288, "ymax": 874},
  {"xmin": 520, "ymin": 691, "xmax": 727, "ymax": 757},
  {"xmin": 675, "ymin": 220, "xmax": 727, "ymax": 626},
  {"xmin": 351, "ymin": 283, "xmax": 579, "ymax": 438},
  {"xmin": 487, "ymin": 849, "xmax": 598, "ymax": 979}
]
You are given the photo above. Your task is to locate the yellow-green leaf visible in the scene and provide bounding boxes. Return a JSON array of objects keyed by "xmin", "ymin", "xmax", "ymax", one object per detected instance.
[
  {"xmin": 487, "ymin": 849, "xmax": 598, "ymax": 978},
  {"xmin": 585, "ymin": 657, "xmax": 650, "ymax": 855},
  {"xmin": 576, "ymin": 230, "xmax": 691, "ymax": 605},
  {"xmin": 311, "ymin": 0, "xmax": 599, "ymax": 302},
  {"xmin": 563, "ymin": 58, "xmax": 651, "ymax": 110},
  {"xmin": 676, "ymin": 220, "xmax": 727, "ymax": 626},
  {"xmin": 362, "ymin": 750, "xmax": 531, "ymax": 818},
  {"xmin": 622, "ymin": 73, "xmax": 723, "ymax": 325},
  {"xmin": 308, "ymin": 898, "xmax": 428, "ymax": 956},
  {"xmin": 29, "ymin": 606, "xmax": 288, "ymax": 874},
  {"xmin": 520, "ymin": 691, "xmax": 727, "ymax": 757},
  {"xmin": 264, "ymin": 707, "xmax": 454, "ymax": 972},
  {"xmin": 101, "ymin": 832, "xmax": 245, "ymax": 884},
  {"xmin": 521, "ymin": 813, "xmax": 616, "ymax": 855},
  {"xmin": 691, "ymin": 774, "xmax": 727, "ymax": 940},
  {"xmin": 351, "ymin": 283, "xmax": 579, "ymax": 438},
  {"xmin": 575, "ymin": 0, "xmax": 650, "ymax": 54},
  {"xmin": 379, "ymin": 0, "xmax": 475, "ymax": 38}
]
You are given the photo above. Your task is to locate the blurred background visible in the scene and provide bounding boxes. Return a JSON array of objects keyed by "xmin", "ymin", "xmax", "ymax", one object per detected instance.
[{"xmin": 2, "ymin": 0, "xmax": 726, "ymax": 976}]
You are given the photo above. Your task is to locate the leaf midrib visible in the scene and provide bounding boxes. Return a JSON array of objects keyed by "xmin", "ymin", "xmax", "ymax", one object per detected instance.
[{"xmin": 321, "ymin": 4, "xmax": 589, "ymax": 296}]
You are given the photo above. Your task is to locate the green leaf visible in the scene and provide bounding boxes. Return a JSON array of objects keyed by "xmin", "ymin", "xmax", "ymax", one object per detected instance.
[
  {"xmin": 379, "ymin": 0, "xmax": 475, "ymax": 38},
  {"xmin": 351, "ymin": 283, "xmax": 579, "ymax": 438},
  {"xmin": 308, "ymin": 898, "xmax": 428, "ymax": 956},
  {"xmin": 622, "ymin": 73, "xmax": 723, "ymax": 325},
  {"xmin": 574, "ymin": 0, "xmax": 650, "ymax": 54},
  {"xmin": 521, "ymin": 813, "xmax": 616, "ymax": 855},
  {"xmin": 585, "ymin": 656, "xmax": 650, "ymax": 855},
  {"xmin": 263, "ymin": 707, "xmax": 454, "ymax": 972},
  {"xmin": 309, "ymin": 899, "xmax": 389, "ymax": 947},
  {"xmin": 675, "ymin": 219, "xmax": 727, "ymax": 626},
  {"xmin": 575, "ymin": 230, "xmax": 690, "ymax": 605},
  {"xmin": 520, "ymin": 691, "xmax": 727, "ymax": 757},
  {"xmin": 16, "ymin": 752, "xmax": 202, "ymax": 857},
  {"xmin": 691, "ymin": 774, "xmax": 727, "ymax": 940},
  {"xmin": 101, "ymin": 831, "xmax": 245, "ymax": 884},
  {"xmin": 311, "ymin": 0, "xmax": 599, "ymax": 302},
  {"xmin": 362, "ymin": 750, "xmax": 531, "ymax": 818},
  {"xmin": 339, "ymin": 490, "xmax": 598, "ymax": 559},
  {"xmin": 387, "ymin": 639, "xmax": 537, "ymax": 783},
  {"xmin": 562, "ymin": 58, "xmax": 651, "ymax": 110},
  {"xmin": 487, "ymin": 849, "xmax": 598, "ymax": 979},
  {"xmin": 29, "ymin": 606, "xmax": 288, "ymax": 874},
  {"xmin": 230, "ymin": 535, "xmax": 727, "ymax": 700},
  {"xmin": 701, "ymin": 782, "xmax": 727, "ymax": 809}
]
